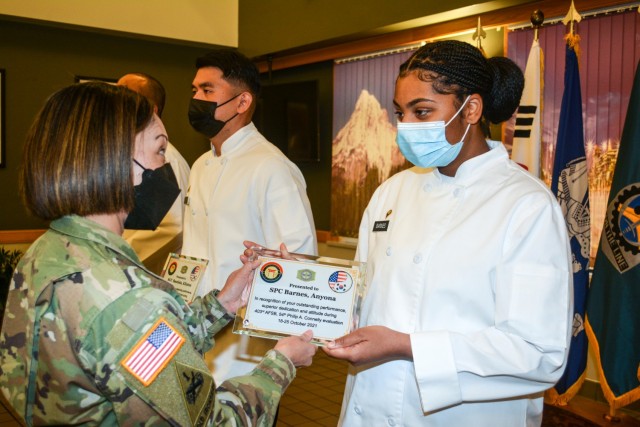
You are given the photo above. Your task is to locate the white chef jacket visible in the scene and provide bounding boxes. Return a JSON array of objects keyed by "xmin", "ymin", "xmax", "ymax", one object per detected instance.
[
  {"xmin": 123, "ymin": 142, "xmax": 190, "ymax": 275},
  {"xmin": 340, "ymin": 141, "xmax": 572, "ymax": 427},
  {"xmin": 182, "ymin": 122, "xmax": 317, "ymax": 380}
]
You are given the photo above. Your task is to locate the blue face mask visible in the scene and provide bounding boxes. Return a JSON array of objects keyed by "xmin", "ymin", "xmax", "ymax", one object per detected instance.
[{"xmin": 396, "ymin": 96, "xmax": 471, "ymax": 168}]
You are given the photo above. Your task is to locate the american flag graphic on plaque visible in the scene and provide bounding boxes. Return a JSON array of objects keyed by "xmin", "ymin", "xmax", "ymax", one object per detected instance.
[
  {"xmin": 121, "ymin": 317, "xmax": 185, "ymax": 386},
  {"xmin": 190, "ymin": 265, "xmax": 201, "ymax": 281},
  {"xmin": 328, "ymin": 270, "xmax": 353, "ymax": 293}
]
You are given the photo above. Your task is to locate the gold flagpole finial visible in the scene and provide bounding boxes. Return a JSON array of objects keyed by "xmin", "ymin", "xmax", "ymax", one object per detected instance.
[
  {"xmin": 562, "ymin": 0, "xmax": 582, "ymax": 36},
  {"xmin": 472, "ymin": 17, "xmax": 486, "ymax": 52}
]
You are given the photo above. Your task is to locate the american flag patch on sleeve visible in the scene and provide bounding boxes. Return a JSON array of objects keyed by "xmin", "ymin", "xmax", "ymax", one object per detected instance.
[{"xmin": 121, "ymin": 317, "xmax": 185, "ymax": 386}]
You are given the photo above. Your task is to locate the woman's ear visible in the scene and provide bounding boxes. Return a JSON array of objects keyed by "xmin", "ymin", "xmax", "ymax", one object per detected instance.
[
  {"xmin": 464, "ymin": 94, "xmax": 484, "ymax": 125},
  {"xmin": 237, "ymin": 92, "xmax": 253, "ymax": 114}
]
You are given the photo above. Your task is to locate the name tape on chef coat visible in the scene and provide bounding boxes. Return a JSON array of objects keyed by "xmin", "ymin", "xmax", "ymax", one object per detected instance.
[{"xmin": 373, "ymin": 220, "xmax": 389, "ymax": 232}]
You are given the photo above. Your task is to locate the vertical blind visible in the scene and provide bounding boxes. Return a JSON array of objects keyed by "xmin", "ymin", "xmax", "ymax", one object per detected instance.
[
  {"xmin": 507, "ymin": 8, "xmax": 640, "ymax": 258},
  {"xmin": 331, "ymin": 50, "xmax": 414, "ymax": 236},
  {"xmin": 333, "ymin": 50, "xmax": 413, "ymax": 138}
]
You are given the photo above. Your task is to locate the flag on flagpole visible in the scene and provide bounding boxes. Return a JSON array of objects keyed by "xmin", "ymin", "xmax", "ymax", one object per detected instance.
[
  {"xmin": 546, "ymin": 36, "xmax": 590, "ymax": 406},
  {"xmin": 585, "ymin": 59, "xmax": 640, "ymax": 411},
  {"xmin": 512, "ymin": 38, "xmax": 543, "ymax": 177}
]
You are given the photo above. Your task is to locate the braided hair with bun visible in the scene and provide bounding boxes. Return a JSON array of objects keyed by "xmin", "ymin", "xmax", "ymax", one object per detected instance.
[{"xmin": 399, "ymin": 40, "xmax": 524, "ymax": 129}]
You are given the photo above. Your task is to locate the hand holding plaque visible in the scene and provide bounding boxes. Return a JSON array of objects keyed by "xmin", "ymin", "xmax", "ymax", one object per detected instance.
[{"xmin": 233, "ymin": 246, "xmax": 366, "ymax": 346}]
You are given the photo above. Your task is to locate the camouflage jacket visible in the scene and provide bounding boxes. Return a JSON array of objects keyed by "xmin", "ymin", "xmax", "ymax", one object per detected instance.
[{"xmin": 0, "ymin": 215, "xmax": 295, "ymax": 426}]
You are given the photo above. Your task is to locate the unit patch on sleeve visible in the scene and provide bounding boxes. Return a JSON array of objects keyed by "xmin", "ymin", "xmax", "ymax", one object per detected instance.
[
  {"xmin": 175, "ymin": 361, "xmax": 215, "ymax": 426},
  {"xmin": 121, "ymin": 317, "xmax": 186, "ymax": 386}
]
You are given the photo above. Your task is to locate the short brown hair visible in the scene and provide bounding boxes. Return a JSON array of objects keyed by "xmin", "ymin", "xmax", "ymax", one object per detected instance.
[
  {"xmin": 20, "ymin": 82, "xmax": 153, "ymax": 220},
  {"xmin": 119, "ymin": 72, "xmax": 166, "ymax": 117}
]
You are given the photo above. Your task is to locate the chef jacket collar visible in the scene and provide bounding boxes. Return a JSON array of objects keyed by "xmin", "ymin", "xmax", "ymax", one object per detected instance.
[
  {"xmin": 432, "ymin": 140, "xmax": 507, "ymax": 185},
  {"xmin": 213, "ymin": 122, "xmax": 258, "ymax": 158}
]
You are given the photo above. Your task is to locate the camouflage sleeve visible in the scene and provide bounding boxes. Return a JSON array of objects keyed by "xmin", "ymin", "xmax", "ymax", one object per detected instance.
[
  {"xmin": 187, "ymin": 290, "xmax": 235, "ymax": 352},
  {"xmin": 146, "ymin": 272, "xmax": 233, "ymax": 354},
  {"xmin": 81, "ymin": 286, "xmax": 292, "ymax": 426},
  {"xmin": 214, "ymin": 350, "xmax": 296, "ymax": 425}
]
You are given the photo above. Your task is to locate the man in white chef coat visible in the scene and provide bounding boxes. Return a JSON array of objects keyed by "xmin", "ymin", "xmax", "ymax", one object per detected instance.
[
  {"xmin": 182, "ymin": 49, "xmax": 318, "ymax": 382},
  {"xmin": 118, "ymin": 72, "xmax": 191, "ymax": 275}
]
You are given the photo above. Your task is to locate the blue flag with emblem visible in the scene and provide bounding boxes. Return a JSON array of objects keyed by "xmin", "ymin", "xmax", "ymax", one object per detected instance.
[
  {"xmin": 546, "ymin": 38, "xmax": 590, "ymax": 405},
  {"xmin": 585, "ymin": 59, "xmax": 640, "ymax": 411}
]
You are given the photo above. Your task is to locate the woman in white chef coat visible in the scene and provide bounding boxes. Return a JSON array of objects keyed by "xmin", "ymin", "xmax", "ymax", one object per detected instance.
[{"xmin": 323, "ymin": 40, "xmax": 573, "ymax": 427}]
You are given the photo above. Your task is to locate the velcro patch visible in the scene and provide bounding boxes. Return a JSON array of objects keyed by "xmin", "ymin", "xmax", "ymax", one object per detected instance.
[{"xmin": 121, "ymin": 317, "xmax": 185, "ymax": 386}]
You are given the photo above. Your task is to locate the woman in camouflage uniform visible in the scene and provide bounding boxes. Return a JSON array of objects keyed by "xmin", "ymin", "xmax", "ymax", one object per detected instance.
[{"xmin": 0, "ymin": 82, "xmax": 316, "ymax": 426}]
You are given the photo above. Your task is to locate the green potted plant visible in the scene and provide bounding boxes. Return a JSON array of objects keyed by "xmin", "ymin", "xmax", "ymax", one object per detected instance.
[{"xmin": 0, "ymin": 247, "xmax": 23, "ymax": 328}]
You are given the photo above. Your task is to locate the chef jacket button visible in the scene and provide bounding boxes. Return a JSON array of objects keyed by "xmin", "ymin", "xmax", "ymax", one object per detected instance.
[
  {"xmin": 205, "ymin": 159, "xmax": 210, "ymax": 166},
  {"xmin": 454, "ymin": 188, "xmax": 461, "ymax": 197},
  {"xmin": 388, "ymin": 418, "xmax": 396, "ymax": 426},
  {"xmin": 386, "ymin": 247, "xmax": 392, "ymax": 256},
  {"xmin": 423, "ymin": 183, "xmax": 431, "ymax": 192},
  {"xmin": 413, "ymin": 253, "xmax": 423, "ymax": 264},
  {"xmin": 221, "ymin": 157, "xmax": 228, "ymax": 165},
  {"xmin": 354, "ymin": 406, "xmax": 362, "ymax": 415}
]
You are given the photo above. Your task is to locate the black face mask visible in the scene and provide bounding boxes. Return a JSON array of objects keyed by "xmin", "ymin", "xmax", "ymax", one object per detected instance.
[
  {"xmin": 188, "ymin": 94, "xmax": 240, "ymax": 138},
  {"xmin": 124, "ymin": 160, "xmax": 181, "ymax": 230}
]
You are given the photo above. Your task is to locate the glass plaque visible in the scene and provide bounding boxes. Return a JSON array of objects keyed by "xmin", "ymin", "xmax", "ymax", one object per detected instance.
[{"xmin": 233, "ymin": 249, "xmax": 366, "ymax": 346}]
